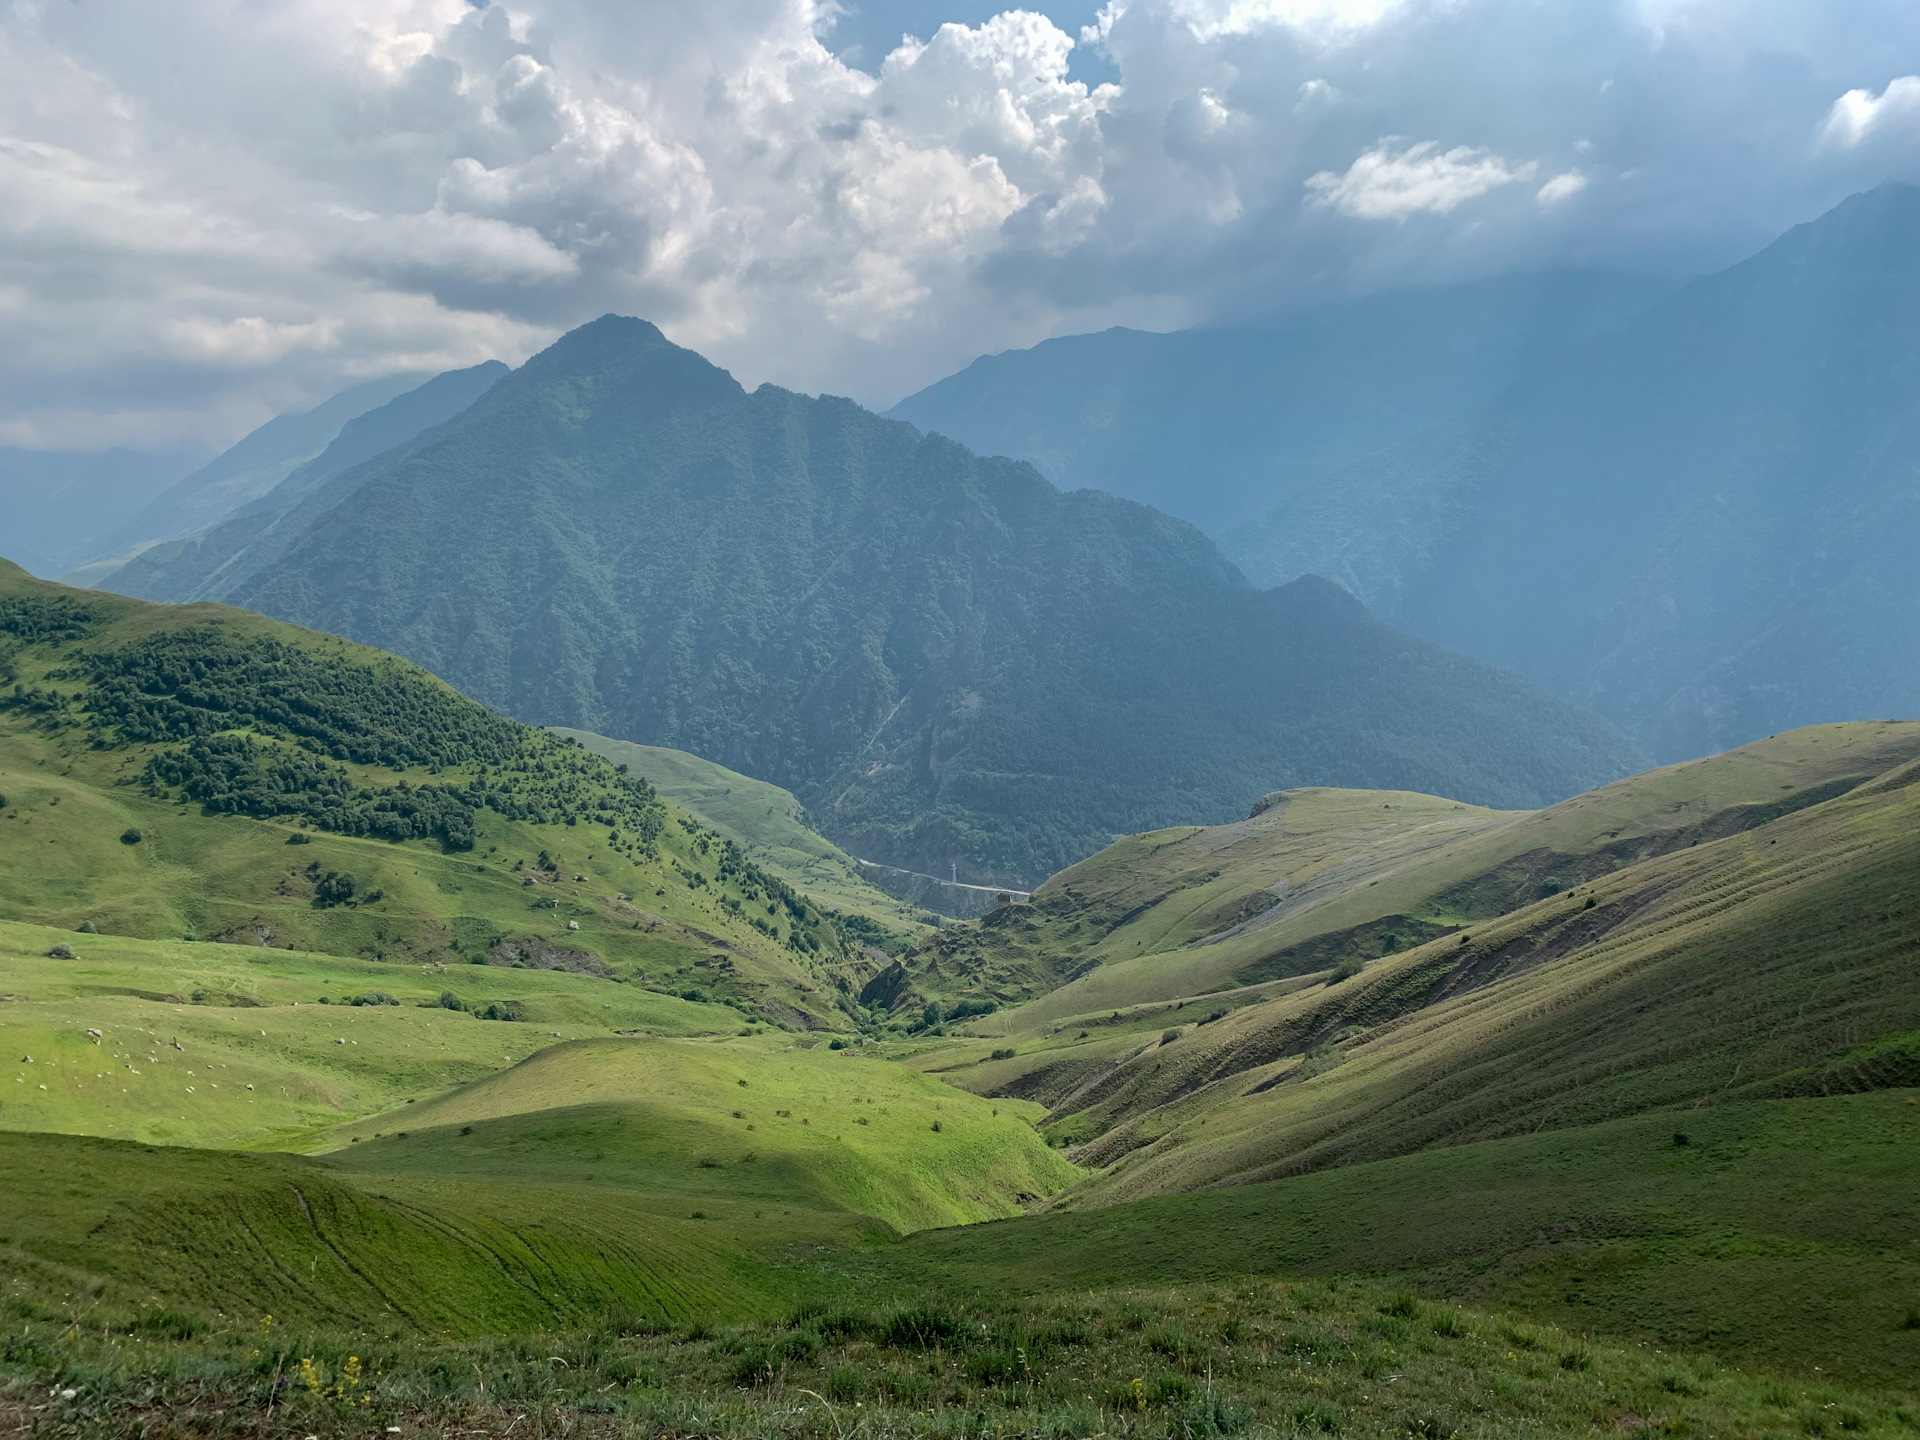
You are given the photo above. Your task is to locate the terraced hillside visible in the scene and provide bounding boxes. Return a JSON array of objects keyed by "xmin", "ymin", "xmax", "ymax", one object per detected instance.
[{"xmin": 0, "ymin": 561, "xmax": 886, "ymax": 1030}]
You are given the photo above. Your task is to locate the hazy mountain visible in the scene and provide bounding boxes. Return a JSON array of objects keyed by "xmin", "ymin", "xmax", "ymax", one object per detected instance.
[
  {"xmin": 65, "ymin": 371, "xmax": 429, "ymax": 585},
  {"xmin": 103, "ymin": 361, "xmax": 508, "ymax": 603},
  {"xmin": 0, "ymin": 447, "xmax": 206, "ymax": 576},
  {"xmin": 1222, "ymin": 184, "xmax": 1920, "ymax": 763},
  {"xmin": 888, "ymin": 272, "xmax": 1665, "ymax": 534},
  {"xmin": 214, "ymin": 315, "xmax": 1640, "ymax": 887}
]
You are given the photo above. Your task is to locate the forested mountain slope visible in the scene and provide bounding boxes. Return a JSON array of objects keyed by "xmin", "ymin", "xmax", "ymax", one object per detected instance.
[
  {"xmin": 209, "ymin": 315, "xmax": 1640, "ymax": 889},
  {"xmin": 1222, "ymin": 183, "xmax": 1920, "ymax": 761}
]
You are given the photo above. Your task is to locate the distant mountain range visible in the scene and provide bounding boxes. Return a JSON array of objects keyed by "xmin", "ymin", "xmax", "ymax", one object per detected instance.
[
  {"xmin": 1224, "ymin": 183, "xmax": 1920, "ymax": 761},
  {"xmin": 102, "ymin": 361, "xmax": 507, "ymax": 603},
  {"xmin": 96, "ymin": 315, "xmax": 1640, "ymax": 888},
  {"xmin": 57, "ymin": 370, "xmax": 439, "ymax": 587},
  {"xmin": 0, "ymin": 447, "xmax": 205, "ymax": 577},
  {"xmin": 898, "ymin": 185, "xmax": 1920, "ymax": 763},
  {"xmin": 890, "ymin": 271, "xmax": 1666, "ymax": 535}
]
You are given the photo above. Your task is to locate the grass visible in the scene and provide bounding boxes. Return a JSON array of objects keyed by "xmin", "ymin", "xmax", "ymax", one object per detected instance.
[
  {"xmin": 8, "ymin": 1272, "xmax": 1920, "ymax": 1439},
  {"xmin": 898, "ymin": 1092, "xmax": 1920, "ymax": 1389},
  {"xmin": 556, "ymin": 729, "xmax": 937, "ymax": 941},
  {"xmin": 322, "ymin": 1036, "xmax": 1078, "ymax": 1233},
  {"xmin": 0, "ymin": 918, "xmax": 739, "ymax": 1149}
]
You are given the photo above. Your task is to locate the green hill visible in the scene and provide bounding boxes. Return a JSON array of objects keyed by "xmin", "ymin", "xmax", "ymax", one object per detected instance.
[
  {"xmin": 553, "ymin": 728, "xmax": 937, "ymax": 938},
  {"xmin": 0, "ymin": 560, "xmax": 885, "ymax": 1031},
  {"xmin": 902, "ymin": 719, "xmax": 1920, "ymax": 1025},
  {"xmin": 125, "ymin": 315, "xmax": 1643, "ymax": 889}
]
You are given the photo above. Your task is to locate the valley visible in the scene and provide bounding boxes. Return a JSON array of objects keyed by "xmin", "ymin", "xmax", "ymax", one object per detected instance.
[{"xmin": 2, "ymin": 550, "xmax": 1916, "ymax": 1436}]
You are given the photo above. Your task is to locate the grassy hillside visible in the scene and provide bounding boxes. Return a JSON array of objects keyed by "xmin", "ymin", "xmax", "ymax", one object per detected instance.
[
  {"xmin": 1026, "ymin": 734, "xmax": 1920, "ymax": 1193},
  {"xmin": 555, "ymin": 728, "xmax": 937, "ymax": 939},
  {"xmin": 0, "ymin": 918, "xmax": 739, "ymax": 1149},
  {"xmin": 0, "ymin": 561, "xmax": 885, "ymax": 1030},
  {"xmin": 899, "ymin": 1091, "xmax": 1920, "ymax": 1390},
  {"xmin": 905, "ymin": 720, "xmax": 1920, "ymax": 1027}
]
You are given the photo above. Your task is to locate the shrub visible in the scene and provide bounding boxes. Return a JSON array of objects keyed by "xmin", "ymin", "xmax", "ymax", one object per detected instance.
[
  {"xmin": 313, "ymin": 870, "xmax": 357, "ymax": 906},
  {"xmin": 877, "ymin": 1305, "xmax": 967, "ymax": 1349},
  {"xmin": 119, "ymin": 827, "xmax": 142, "ymax": 845},
  {"xmin": 46, "ymin": 943, "xmax": 75, "ymax": 959},
  {"xmin": 990, "ymin": 1047, "xmax": 1016, "ymax": 1060},
  {"xmin": 1327, "ymin": 959, "xmax": 1364, "ymax": 985},
  {"xmin": 434, "ymin": 990, "xmax": 466, "ymax": 1011},
  {"xmin": 828, "ymin": 1038, "xmax": 847, "ymax": 1050},
  {"xmin": 347, "ymin": 991, "xmax": 398, "ymax": 1007},
  {"xmin": 75, "ymin": 919, "xmax": 96, "ymax": 933},
  {"xmin": 1161, "ymin": 1028, "xmax": 1182, "ymax": 1045},
  {"xmin": 285, "ymin": 831, "xmax": 311, "ymax": 844},
  {"xmin": 1201, "ymin": 1007, "xmax": 1229, "ymax": 1023}
]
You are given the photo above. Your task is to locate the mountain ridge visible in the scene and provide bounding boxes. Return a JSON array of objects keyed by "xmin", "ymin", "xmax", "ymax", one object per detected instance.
[{"xmin": 193, "ymin": 316, "xmax": 1643, "ymax": 887}]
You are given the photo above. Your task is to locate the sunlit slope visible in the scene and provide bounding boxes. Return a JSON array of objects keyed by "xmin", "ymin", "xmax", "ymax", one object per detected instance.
[
  {"xmin": 0, "ymin": 1130, "xmax": 828, "ymax": 1335},
  {"xmin": 0, "ymin": 919, "xmax": 740, "ymax": 1149},
  {"xmin": 554, "ymin": 728, "xmax": 934, "ymax": 939},
  {"xmin": 0, "ymin": 561, "xmax": 874, "ymax": 1028},
  {"xmin": 896, "ymin": 1090, "xmax": 1920, "ymax": 1389},
  {"xmin": 1038, "ymin": 749, "xmax": 1920, "ymax": 1200},
  {"xmin": 324, "ymin": 1036, "xmax": 1079, "ymax": 1233},
  {"xmin": 916, "ymin": 721, "xmax": 1920, "ymax": 1028}
]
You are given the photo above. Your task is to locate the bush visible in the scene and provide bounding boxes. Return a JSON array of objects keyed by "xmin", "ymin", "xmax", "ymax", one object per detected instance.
[
  {"xmin": 433, "ymin": 990, "xmax": 466, "ymax": 1011},
  {"xmin": 285, "ymin": 831, "xmax": 311, "ymax": 844},
  {"xmin": 119, "ymin": 827, "xmax": 142, "ymax": 845},
  {"xmin": 313, "ymin": 870, "xmax": 357, "ymax": 906},
  {"xmin": 828, "ymin": 1038, "xmax": 847, "ymax": 1050},
  {"xmin": 1161, "ymin": 1028, "xmax": 1182, "ymax": 1045},
  {"xmin": 990, "ymin": 1047, "xmax": 1016, "ymax": 1060},
  {"xmin": 1327, "ymin": 959, "xmax": 1364, "ymax": 985},
  {"xmin": 347, "ymin": 991, "xmax": 398, "ymax": 1007},
  {"xmin": 46, "ymin": 943, "xmax": 75, "ymax": 959},
  {"xmin": 877, "ymin": 1305, "xmax": 967, "ymax": 1349},
  {"xmin": 75, "ymin": 920, "xmax": 96, "ymax": 933}
]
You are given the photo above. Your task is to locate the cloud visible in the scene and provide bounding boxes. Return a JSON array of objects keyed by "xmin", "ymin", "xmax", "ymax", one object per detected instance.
[
  {"xmin": 1305, "ymin": 139, "xmax": 1535, "ymax": 220},
  {"xmin": 0, "ymin": 0, "xmax": 1915, "ymax": 450},
  {"xmin": 1820, "ymin": 75, "xmax": 1920, "ymax": 148},
  {"xmin": 1535, "ymin": 170, "xmax": 1588, "ymax": 206}
]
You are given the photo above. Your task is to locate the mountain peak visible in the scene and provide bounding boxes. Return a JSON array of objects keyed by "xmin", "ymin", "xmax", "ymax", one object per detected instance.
[{"xmin": 511, "ymin": 316, "xmax": 745, "ymax": 417}]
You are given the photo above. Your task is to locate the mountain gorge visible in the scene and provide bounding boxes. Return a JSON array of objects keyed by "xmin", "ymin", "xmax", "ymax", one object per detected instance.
[{"xmin": 134, "ymin": 316, "xmax": 1641, "ymax": 889}]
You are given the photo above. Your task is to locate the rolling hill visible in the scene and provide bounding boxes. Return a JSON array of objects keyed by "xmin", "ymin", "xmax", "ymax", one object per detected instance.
[
  {"xmin": 0, "ymin": 560, "xmax": 890, "ymax": 1032},
  {"xmin": 156, "ymin": 313, "xmax": 1641, "ymax": 890}
]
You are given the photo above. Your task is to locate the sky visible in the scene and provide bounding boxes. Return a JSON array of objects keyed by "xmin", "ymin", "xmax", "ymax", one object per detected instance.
[{"xmin": 0, "ymin": 0, "xmax": 1915, "ymax": 453}]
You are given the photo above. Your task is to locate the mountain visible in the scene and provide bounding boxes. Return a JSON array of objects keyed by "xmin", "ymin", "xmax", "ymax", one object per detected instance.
[
  {"xmin": 1221, "ymin": 184, "xmax": 1920, "ymax": 762},
  {"xmin": 0, "ymin": 560, "xmax": 891, "ymax": 1031},
  {"xmin": 0, "ymin": 447, "xmax": 207, "ymax": 577},
  {"xmin": 100, "ymin": 360, "xmax": 508, "ymax": 603},
  {"xmin": 189, "ymin": 315, "xmax": 1642, "ymax": 889},
  {"xmin": 888, "ymin": 271, "xmax": 1664, "ymax": 535},
  {"xmin": 63, "ymin": 370, "xmax": 431, "ymax": 585}
]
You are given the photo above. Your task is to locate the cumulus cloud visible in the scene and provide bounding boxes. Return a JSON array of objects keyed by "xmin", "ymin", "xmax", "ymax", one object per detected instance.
[
  {"xmin": 1305, "ymin": 139, "xmax": 1535, "ymax": 220},
  {"xmin": 0, "ymin": 0, "xmax": 1914, "ymax": 451},
  {"xmin": 1820, "ymin": 76, "xmax": 1920, "ymax": 148}
]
